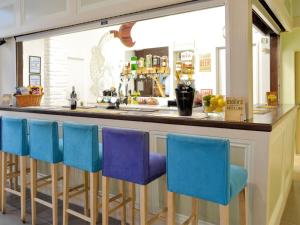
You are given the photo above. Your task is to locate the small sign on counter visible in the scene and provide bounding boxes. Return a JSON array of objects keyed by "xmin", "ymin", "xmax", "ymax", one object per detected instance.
[{"xmin": 225, "ymin": 97, "xmax": 246, "ymax": 122}]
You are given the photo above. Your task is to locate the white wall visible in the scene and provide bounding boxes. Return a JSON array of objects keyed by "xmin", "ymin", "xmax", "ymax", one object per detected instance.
[
  {"xmin": 0, "ymin": 38, "xmax": 16, "ymax": 102},
  {"xmin": 23, "ymin": 39, "xmax": 45, "ymax": 87}
]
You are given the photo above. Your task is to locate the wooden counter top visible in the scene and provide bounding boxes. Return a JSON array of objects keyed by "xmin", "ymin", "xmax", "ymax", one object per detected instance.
[{"xmin": 0, "ymin": 104, "xmax": 296, "ymax": 132}]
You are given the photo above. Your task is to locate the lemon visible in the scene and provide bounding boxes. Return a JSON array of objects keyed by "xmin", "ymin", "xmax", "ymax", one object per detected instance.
[
  {"xmin": 210, "ymin": 97, "xmax": 218, "ymax": 107},
  {"xmin": 205, "ymin": 106, "xmax": 214, "ymax": 113},
  {"xmin": 218, "ymin": 98, "xmax": 226, "ymax": 107},
  {"xmin": 215, "ymin": 107, "xmax": 223, "ymax": 112}
]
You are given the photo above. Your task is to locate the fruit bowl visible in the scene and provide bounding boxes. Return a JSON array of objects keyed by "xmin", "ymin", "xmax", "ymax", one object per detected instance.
[{"xmin": 202, "ymin": 95, "xmax": 226, "ymax": 113}]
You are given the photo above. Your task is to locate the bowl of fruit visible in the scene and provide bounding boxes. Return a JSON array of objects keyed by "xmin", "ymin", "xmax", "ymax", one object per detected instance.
[{"xmin": 202, "ymin": 95, "xmax": 226, "ymax": 114}]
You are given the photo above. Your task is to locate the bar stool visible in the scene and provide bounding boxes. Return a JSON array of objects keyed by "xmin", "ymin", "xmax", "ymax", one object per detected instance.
[
  {"xmin": 29, "ymin": 120, "xmax": 63, "ymax": 225},
  {"xmin": 62, "ymin": 122, "xmax": 102, "ymax": 225},
  {"xmin": 1, "ymin": 117, "xmax": 29, "ymax": 223},
  {"xmin": 0, "ymin": 117, "xmax": 2, "ymax": 209},
  {"xmin": 167, "ymin": 134, "xmax": 248, "ymax": 225},
  {"xmin": 102, "ymin": 127, "xmax": 167, "ymax": 225},
  {"xmin": 0, "ymin": 117, "xmax": 19, "ymax": 212}
]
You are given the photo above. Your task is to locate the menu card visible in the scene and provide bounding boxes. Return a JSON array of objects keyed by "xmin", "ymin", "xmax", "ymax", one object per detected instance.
[
  {"xmin": 266, "ymin": 92, "xmax": 278, "ymax": 107},
  {"xmin": 225, "ymin": 97, "xmax": 246, "ymax": 122}
]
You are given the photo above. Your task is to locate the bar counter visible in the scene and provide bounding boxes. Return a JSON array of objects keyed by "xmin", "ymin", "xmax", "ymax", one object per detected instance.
[
  {"xmin": 0, "ymin": 104, "xmax": 297, "ymax": 225},
  {"xmin": 0, "ymin": 104, "xmax": 296, "ymax": 132}
]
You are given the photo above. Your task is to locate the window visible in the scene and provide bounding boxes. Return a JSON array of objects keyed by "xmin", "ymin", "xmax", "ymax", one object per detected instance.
[{"xmin": 17, "ymin": 6, "xmax": 226, "ymax": 106}]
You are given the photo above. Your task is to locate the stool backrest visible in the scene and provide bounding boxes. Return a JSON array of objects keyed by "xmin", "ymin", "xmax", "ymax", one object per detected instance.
[
  {"xmin": 102, "ymin": 127, "xmax": 150, "ymax": 184},
  {"xmin": 167, "ymin": 133, "xmax": 230, "ymax": 205},
  {"xmin": 2, "ymin": 117, "xmax": 29, "ymax": 156},
  {"xmin": 63, "ymin": 123, "xmax": 101, "ymax": 172},
  {"xmin": 29, "ymin": 120, "xmax": 61, "ymax": 163}
]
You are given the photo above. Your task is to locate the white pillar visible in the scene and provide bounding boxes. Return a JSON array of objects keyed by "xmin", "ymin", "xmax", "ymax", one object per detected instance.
[{"xmin": 225, "ymin": 0, "xmax": 253, "ymax": 119}]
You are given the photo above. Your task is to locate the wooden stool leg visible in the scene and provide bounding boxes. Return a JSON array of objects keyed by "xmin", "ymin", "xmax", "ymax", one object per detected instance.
[
  {"xmin": 140, "ymin": 185, "xmax": 148, "ymax": 225},
  {"xmin": 239, "ymin": 188, "xmax": 248, "ymax": 225},
  {"xmin": 129, "ymin": 183, "xmax": 136, "ymax": 225},
  {"xmin": 102, "ymin": 176, "xmax": 110, "ymax": 225},
  {"xmin": 63, "ymin": 165, "xmax": 70, "ymax": 225},
  {"xmin": 119, "ymin": 180, "xmax": 126, "ymax": 225},
  {"xmin": 51, "ymin": 164, "xmax": 59, "ymax": 225},
  {"xmin": 167, "ymin": 192, "xmax": 175, "ymax": 225},
  {"xmin": 1, "ymin": 152, "xmax": 7, "ymax": 214},
  {"xmin": 84, "ymin": 171, "xmax": 89, "ymax": 216},
  {"xmin": 90, "ymin": 172, "xmax": 98, "ymax": 225},
  {"xmin": 96, "ymin": 174, "xmax": 99, "ymax": 222},
  {"xmin": 14, "ymin": 156, "xmax": 19, "ymax": 190},
  {"xmin": 30, "ymin": 159, "xmax": 37, "ymax": 225},
  {"xmin": 0, "ymin": 152, "xmax": 2, "ymax": 212},
  {"xmin": 192, "ymin": 198, "xmax": 199, "ymax": 225},
  {"xmin": 9, "ymin": 154, "xmax": 13, "ymax": 189},
  {"xmin": 162, "ymin": 176, "xmax": 167, "ymax": 208},
  {"xmin": 20, "ymin": 156, "xmax": 26, "ymax": 223},
  {"xmin": 219, "ymin": 205, "xmax": 229, "ymax": 225}
]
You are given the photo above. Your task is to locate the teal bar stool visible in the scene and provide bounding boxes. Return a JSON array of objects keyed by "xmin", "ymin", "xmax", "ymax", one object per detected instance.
[
  {"xmin": 29, "ymin": 119, "xmax": 63, "ymax": 225},
  {"xmin": 62, "ymin": 122, "xmax": 102, "ymax": 225},
  {"xmin": 167, "ymin": 134, "xmax": 248, "ymax": 225},
  {"xmin": 1, "ymin": 117, "xmax": 29, "ymax": 223}
]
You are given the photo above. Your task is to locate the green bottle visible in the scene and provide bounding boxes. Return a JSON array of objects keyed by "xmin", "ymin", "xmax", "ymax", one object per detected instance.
[{"xmin": 131, "ymin": 56, "xmax": 138, "ymax": 71}]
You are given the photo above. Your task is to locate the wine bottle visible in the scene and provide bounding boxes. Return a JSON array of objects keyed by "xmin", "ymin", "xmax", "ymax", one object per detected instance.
[{"xmin": 70, "ymin": 86, "xmax": 77, "ymax": 110}]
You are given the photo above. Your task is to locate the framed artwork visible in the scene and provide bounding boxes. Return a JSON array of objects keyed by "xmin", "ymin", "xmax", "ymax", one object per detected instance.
[
  {"xmin": 199, "ymin": 53, "xmax": 211, "ymax": 72},
  {"xmin": 29, "ymin": 56, "xmax": 41, "ymax": 74},
  {"xmin": 29, "ymin": 74, "xmax": 41, "ymax": 86}
]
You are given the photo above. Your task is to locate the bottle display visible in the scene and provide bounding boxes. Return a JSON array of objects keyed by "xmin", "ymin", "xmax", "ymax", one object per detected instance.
[
  {"xmin": 174, "ymin": 50, "xmax": 195, "ymax": 83},
  {"xmin": 120, "ymin": 48, "xmax": 170, "ymax": 97}
]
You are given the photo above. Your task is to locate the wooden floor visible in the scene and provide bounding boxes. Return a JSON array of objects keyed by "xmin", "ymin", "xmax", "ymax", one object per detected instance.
[
  {"xmin": 280, "ymin": 181, "xmax": 300, "ymax": 225},
  {"xmin": 1, "ymin": 190, "xmax": 125, "ymax": 225}
]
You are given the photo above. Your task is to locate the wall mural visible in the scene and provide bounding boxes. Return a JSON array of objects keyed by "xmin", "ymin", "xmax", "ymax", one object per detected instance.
[{"xmin": 89, "ymin": 22, "xmax": 136, "ymax": 98}]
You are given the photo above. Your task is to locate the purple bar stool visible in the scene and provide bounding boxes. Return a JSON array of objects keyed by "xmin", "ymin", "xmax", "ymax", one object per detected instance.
[{"xmin": 102, "ymin": 127, "xmax": 167, "ymax": 225}]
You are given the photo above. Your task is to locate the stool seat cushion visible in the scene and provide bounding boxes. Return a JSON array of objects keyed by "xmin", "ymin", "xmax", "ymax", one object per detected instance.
[
  {"xmin": 230, "ymin": 165, "xmax": 247, "ymax": 199},
  {"xmin": 2, "ymin": 117, "xmax": 29, "ymax": 156},
  {"xmin": 149, "ymin": 152, "xmax": 166, "ymax": 183},
  {"xmin": 29, "ymin": 120, "xmax": 63, "ymax": 164}
]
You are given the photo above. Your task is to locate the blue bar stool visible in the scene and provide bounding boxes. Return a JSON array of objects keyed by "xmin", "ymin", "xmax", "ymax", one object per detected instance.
[
  {"xmin": 62, "ymin": 123, "xmax": 102, "ymax": 225},
  {"xmin": 0, "ymin": 117, "xmax": 18, "ymax": 213},
  {"xmin": 167, "ymin": 134, "xmax": 248, "ymax": 225},
  {"xmin": 102, "ymin": 127, "xmax": 167, "ymax": 225},
  {"xmin": 1, "ymin": 117, "xmax": 29, "ymax": 223},
  {"xmin": 29, "ymin": 120, "xmax": 63, "ymax": 225},
  {"xmin": 0, "ymin": 116, "xmax": 2, "ymax": 208}
]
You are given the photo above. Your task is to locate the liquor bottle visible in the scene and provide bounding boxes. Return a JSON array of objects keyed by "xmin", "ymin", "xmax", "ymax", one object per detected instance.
[
  {"xmin": 131, "ymin": 56, "xmax": 138, "ymax": 72},
  {"xmin": 70, "ymin": 86, "xmax": 77, "ymax": 110}
]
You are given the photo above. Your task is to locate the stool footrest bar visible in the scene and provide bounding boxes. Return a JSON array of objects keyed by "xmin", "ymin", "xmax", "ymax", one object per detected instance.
[
  {"xmin": 147, "ymin": 207, "xmax": 168, "ymax": 225},
  {"xmin": 181, "ymin": 215, "xmax": 194, "ymax": 225},
  {"xmin": 5, "ymin": 188, "xmax": 21, "ymax": 197},
  {"xmin": 109, "ymin": 197, "xmax": 132, "ymax": 214},
  {"xmin": 34, "ymin": 198, "xmax": 52, "ymax": 208},
  {"xmin": 67, "ymin": 209, "xmax": 91, "ymax": 222}
]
